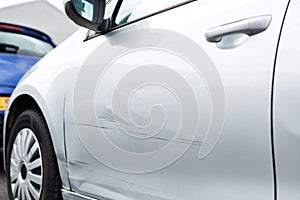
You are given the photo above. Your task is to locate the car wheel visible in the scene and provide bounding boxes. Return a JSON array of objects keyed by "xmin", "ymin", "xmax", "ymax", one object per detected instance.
[{"xmin": 6, "ymin": 109, "xmax": 62, "ymax": 200}]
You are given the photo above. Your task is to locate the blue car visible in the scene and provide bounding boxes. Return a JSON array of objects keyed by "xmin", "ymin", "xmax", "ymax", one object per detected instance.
[{"xmin": 0, "ymin": 23, "xmax": 55, "ymax": 144}]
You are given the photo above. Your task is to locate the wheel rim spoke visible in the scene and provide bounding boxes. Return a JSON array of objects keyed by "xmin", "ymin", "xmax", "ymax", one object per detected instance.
[
  {"xmin": 10, "ymin": 169, "xmax": 18, "ymax": 182},
  {"xmin": 24, "ymin": 130, "xmax": 33, "ymax": 156},
  {"xmin": 21, "ymin": 184, "xmax": 26, "ymax": 200},
  {"xmin": 12, "ymin": 179, "xmax": 20, "ymax": 196},
  {"xmin": 17, "ymin": 133, "xmax": 22, "ymax": 159},
  {"xmin": 25, "ymin": 142, "xmax": 38, "ymax": 163},
  {"xmin": 17, "ymin": 182, "xmax": 22, "ymax": 199},
  {"xmin": 26, "ymin": 180, "xmax": 39, "ymax": 200},
  {"xmin": 20, "ymin": 129, "xmax": 27, "ymax": 157},
  {"xmin": 27, "ymin": 172, "xmax": 42, "ymax": 185},
  {"xmin": 24, "ymin": 184, "xmax": 32, "ymax": 200},
  {"xmin": 10, "ymin": 159, "xmax": 18, "ymax": 174},
  {"xmin": 27, "ymin": 158, "xmax": 42, "ymax": 171},
  {"xmin": 13, "ymin": 143, "xmax": 20, "ymax": 161}
]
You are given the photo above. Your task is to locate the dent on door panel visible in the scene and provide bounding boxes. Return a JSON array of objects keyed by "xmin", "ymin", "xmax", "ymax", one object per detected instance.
[{"xmin": 65, "ymin": 0, "xmax": 290, "ymax": 199}]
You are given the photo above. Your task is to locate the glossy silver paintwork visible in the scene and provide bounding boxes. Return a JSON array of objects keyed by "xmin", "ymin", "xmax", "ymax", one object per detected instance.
[
  {"xmin": 65, "ymin": 1, "xmax": 288, "ymax": 199},
  {"xmin": 3, "ymin": 0, "xmax": 298, "ymax": 199}
]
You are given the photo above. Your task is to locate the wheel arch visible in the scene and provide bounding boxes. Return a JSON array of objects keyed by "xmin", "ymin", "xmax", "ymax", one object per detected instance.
[
  {"xmin": 4, "ymin": 94, "xmax": 42, "ymax": 151},
  {"xmin": 4, "ymin": 93, "xmax": 70, "ymax": 189}
]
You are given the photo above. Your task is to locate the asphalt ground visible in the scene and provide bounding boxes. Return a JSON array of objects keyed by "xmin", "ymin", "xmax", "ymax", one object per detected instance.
[{"xmin": 0, "ymin": 149, "xmax": 9, "ymax": 200}]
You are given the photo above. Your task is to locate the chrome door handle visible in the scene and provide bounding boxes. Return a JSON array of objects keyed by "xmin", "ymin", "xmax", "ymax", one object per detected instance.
[{"xmin": 205, "ymin": 15, "xmax": 272, "ymax": 43}]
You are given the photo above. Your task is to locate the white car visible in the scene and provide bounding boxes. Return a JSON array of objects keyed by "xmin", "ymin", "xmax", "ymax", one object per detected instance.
[{"xmin": 3, "ymin": 0, "xmax": 300, "ymax": 199}]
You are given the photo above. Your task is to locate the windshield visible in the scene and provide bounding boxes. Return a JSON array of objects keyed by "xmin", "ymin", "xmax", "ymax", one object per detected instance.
[{"xmin": 0, "ymin": 31, "xmax": 54, "ymax": 57}]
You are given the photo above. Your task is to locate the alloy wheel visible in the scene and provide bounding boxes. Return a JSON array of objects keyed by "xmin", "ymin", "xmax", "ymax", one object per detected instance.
[{"xmin": 10, "ymin": 128, "xmax": 43, "ymax": 200}]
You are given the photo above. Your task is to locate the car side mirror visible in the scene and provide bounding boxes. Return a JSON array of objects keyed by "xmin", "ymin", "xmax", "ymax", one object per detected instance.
[{"xmin": 64, "ymin": 0, "xmax": 109, "ymax": 32}]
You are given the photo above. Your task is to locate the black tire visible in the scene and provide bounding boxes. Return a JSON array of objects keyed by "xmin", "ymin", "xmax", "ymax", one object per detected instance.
[
  {"xmin": 0, "ymin": 147, "xmax": 3, "ymax": 170},
  {"xmin": 6, "ymin": 109, "xmax": 62, "ymax": 200}
]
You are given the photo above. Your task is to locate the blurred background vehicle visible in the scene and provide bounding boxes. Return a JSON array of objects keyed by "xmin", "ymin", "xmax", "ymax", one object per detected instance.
[
  {"xmin": 0, "ymin": 0, "xmax": 78, "ymax": 44},
  {"xmin": 0, "ymin": 0, "xmax": 79, "ymax": 147},
  {"xmin": 0, "ymin": 22, "xmax": 56, "ymax": 145},
  {"xmin": 0, "ymin": 1, "xmax": 79, "ymax": 199}
]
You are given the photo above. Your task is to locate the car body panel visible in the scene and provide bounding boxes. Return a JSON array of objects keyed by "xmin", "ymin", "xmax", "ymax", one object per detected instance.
[
  {"xmin": 3, "ymin": 0, "xmax": 296, "ymax": 199},
  {"xmin": 3, "ymin": 29, "xmax": 86, "ymax": 189},
  {"xmin": 62, "ymin": 0, "xmax": 288, "ymax": 199}
]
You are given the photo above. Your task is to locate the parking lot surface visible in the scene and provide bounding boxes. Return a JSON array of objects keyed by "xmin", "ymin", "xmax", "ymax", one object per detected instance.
[{"xmin": 0, "ymin": 150, "xmax": 8, "ymax": 200}]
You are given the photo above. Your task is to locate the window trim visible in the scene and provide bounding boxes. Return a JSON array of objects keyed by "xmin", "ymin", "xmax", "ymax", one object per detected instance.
[{"xmin": 84, "ymin": 0, "xmax": 196, "ymax": 41}]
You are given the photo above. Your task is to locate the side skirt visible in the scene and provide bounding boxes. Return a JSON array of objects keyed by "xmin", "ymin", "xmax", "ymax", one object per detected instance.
[{"xmin": 62, "ymin": 189, "xmax": 99, "ymax": 200}]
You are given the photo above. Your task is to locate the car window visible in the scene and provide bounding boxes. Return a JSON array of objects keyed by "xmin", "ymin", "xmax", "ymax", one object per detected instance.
[
  {"xmin": 104, "ymin": 0, "xmax": 118, "ymax": 19},
  {"xmin": 0, "ymin": 31, "xmax": 54, "ymax": 57},
  {"xmin": 115, "ymin": 0, "xmax": 187, "ymax": 25}
]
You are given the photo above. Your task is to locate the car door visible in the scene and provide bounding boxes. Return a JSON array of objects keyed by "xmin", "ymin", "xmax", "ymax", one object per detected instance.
[{"xmin": 65, "ymin": 0, "xmax": 289, "ymax": 199}]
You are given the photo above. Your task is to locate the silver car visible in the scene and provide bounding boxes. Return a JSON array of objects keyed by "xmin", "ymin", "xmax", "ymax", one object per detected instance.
[{"xmin": 3, "ymin": 0, "xmax": 300, "ymax": 199}]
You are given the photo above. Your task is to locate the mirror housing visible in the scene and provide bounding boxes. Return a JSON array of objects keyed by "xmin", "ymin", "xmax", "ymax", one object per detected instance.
[{"xmin": 64, "ymin": 0, "xmax": 109, "ymax": 32}]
